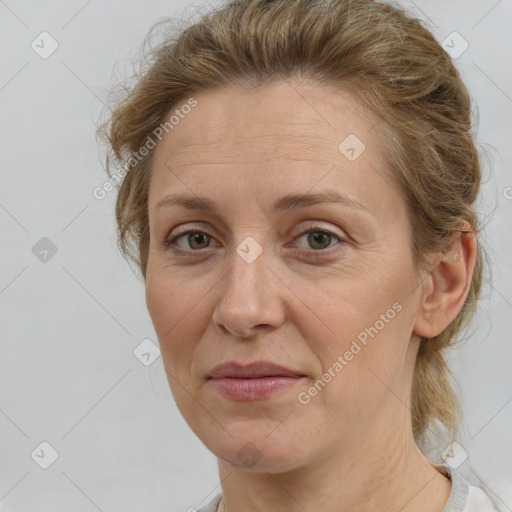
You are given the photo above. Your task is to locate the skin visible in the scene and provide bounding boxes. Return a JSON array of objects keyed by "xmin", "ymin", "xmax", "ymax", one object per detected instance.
[{"xmin": 145, "ymin": 80, "xmax": 477, "ymax": 512}]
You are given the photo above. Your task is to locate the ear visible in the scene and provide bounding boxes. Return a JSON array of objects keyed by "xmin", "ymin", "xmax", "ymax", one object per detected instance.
[{"xmin": 413, "ymin": 227, "xmax": 477, "ymax": 339}]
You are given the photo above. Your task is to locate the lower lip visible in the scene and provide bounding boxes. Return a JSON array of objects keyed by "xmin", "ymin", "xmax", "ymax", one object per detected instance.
[{"xmin": 210, "ymin": 376, "xmax": 304, "ymax": 400}]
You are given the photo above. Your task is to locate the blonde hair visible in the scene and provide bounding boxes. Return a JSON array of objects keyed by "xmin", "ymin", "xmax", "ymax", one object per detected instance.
[{"xmin": 98, "ymin": 0, "xmax": 490, "ymax": 450}]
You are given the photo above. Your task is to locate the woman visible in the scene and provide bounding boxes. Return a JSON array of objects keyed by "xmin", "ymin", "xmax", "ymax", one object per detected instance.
[{"xmin": 98, "ymin": 0, "xmax": 499, "ymax": 510}]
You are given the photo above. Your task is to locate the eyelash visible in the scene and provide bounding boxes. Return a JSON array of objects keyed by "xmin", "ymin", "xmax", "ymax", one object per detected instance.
[{"xmin": 163, "ymin": 225, "xmax": 347, "ymax": 260}]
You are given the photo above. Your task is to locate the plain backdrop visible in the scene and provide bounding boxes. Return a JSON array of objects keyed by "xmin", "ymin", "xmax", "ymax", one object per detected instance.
[{"xmin": 1, "ymin": 0, "xmax": 511, "ymax": 511}]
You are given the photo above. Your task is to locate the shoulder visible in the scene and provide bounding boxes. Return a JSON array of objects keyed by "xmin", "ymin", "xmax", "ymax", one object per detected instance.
[
  {"xmin": 464, "ymin": 485, "xmax": 500, "ymax": 512},
  {"xmin": 183, "ymin": 470, "xmax": 502, "ymax": 512},
  {"xmin": 440, "ymin": 465, "xmax": 500, "ymax": 512}
]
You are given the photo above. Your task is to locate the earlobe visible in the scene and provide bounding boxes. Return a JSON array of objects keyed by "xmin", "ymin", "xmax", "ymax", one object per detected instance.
[{"xmin": 413, "ymin": 228, "xmax": 477, "ymax": 339}]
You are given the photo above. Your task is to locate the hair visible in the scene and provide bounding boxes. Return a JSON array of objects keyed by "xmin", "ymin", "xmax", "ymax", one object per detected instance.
[{"xmin": 98, "ymin": 0, "xmax": 491, "ymax": 451}]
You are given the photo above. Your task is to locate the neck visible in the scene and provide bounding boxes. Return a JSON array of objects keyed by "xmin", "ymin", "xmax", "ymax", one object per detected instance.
[{"xmin": 216, "ymin": 403, "xmax": 451, "ymax": 512}]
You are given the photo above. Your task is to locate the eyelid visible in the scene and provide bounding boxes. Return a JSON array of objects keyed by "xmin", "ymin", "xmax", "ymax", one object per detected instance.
[
  {"xmin": 164, "ymin": 222, "xmax": 348, "ymax": 256},
  {"xmin": 167, "ymin": 220, "xmax": 346, "ymax": 241},
  {"xmin": 164, "ymin": 229, "xmax": 219, "ymax": 253},
  {"xmin": 291, "ymin": 221, "xmax": 347, "ymax": 241},
  {"xmin": 287, "ymin": 224, "xmax": 347, "ymax": 257}
]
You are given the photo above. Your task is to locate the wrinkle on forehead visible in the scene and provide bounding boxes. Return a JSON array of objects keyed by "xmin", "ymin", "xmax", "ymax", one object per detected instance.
[
  {"xmin": 149, "ymin": 81, "xmax": 398, "ymax": 216},
  {"xmin": 154, "ymin": 87, "xmax": 383, "ymax": 177},
  {"xmin": 162, "ymin": 132, "xmax": 344, "ymax": 170},
  {"xmin": 161, "ymin": 80, "xmax": 379, "ymax": 146}
]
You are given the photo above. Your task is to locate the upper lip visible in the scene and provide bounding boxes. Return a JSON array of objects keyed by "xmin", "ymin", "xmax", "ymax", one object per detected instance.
[{"xmin": 209, "ymin": 361, "xmax": 306, "ymax": 379}]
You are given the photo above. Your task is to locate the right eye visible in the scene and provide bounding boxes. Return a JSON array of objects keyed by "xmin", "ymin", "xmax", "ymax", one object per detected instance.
[{"xmin": 164, "ymin": 230, "xmax": 217, "ymax": 254}]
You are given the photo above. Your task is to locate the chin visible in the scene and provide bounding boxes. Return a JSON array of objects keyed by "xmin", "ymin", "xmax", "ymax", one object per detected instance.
[{"xmin": 200, "ymin": 425, "xmax": 310, "ymax": 473}]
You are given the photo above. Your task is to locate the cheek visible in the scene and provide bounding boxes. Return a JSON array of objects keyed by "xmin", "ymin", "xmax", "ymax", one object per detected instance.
[
  {"xmin": 292, "ymin": 265, "xmax": 401, "ymax": 348},
  {"xmin": 145, "ymin": 268, "xmax": 207, "ymax": 374},
  {"xmin": 293, "ymin": 267, "xmax": 411, "ymax": 406}
]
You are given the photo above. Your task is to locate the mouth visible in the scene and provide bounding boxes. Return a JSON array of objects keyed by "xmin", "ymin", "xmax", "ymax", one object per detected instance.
[{"xmin": 208, "ymin": 361, "xmax": 307, "ymax": 401}]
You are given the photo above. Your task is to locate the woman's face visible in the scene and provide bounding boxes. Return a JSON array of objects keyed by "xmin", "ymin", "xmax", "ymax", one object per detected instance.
[{"xmin": 145, "ymin": 81, "xmax": 428, "ymax": 471}]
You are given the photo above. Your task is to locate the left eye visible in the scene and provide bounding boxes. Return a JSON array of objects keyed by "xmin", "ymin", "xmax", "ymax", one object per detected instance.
[{"xmin": 295, "ymin": 229, "xmax": 342, "ymax": 250}]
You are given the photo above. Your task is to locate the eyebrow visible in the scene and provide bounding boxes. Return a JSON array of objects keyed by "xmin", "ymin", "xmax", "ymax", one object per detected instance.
[{"xmin": 153, "ymin": 190, "xmax": 370, "ymax": 215}]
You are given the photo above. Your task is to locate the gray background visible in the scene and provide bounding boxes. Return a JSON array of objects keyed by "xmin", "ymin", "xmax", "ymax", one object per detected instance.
[{"xmin": 1, "ymin": 0, "xmax": 511, "ymax": 511}]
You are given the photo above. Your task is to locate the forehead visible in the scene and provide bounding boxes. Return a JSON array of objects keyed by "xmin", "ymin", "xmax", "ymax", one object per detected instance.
[
  {"xmin": 148, "ymin": 80, "xmax": 395, "ymax": 213},
  {"xmin": 154, "ymin": 80, "xmax": 383, "ymax": 164}
]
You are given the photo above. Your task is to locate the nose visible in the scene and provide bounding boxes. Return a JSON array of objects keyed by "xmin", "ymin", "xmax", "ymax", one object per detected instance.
[{"xmin": 212, "ymin": 245, "xmax": 285, "ymax": 339}]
